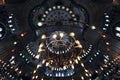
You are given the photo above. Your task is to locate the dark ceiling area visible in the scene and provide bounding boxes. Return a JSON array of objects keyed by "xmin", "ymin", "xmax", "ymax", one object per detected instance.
[{"xmin": 0, "ymin": 0, "xmax": 120, "ymax": 80}]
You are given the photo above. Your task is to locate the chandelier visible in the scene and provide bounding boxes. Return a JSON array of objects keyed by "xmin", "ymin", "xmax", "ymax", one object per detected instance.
[{"xmin": 33, "ymin": 31, "xmax": 83, "ymax": 77}]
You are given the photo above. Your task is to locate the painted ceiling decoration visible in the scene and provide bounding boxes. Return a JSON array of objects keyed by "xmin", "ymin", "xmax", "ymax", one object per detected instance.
[{"xmin": 0, "ymin": 0, "xmax": 119, "ymax": 80}]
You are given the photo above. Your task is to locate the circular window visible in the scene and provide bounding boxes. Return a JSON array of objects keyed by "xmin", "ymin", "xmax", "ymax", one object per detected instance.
[
  {"xmin": 112, "ymin": 22, "xmax": 120, "ymax": 40},
  {"xmin": 0, "ymin": 22, "xmax": 6, "ymax": 39}
]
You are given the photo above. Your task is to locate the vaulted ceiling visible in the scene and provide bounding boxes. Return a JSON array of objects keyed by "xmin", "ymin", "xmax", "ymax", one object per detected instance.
[{"xmin": 0, "ymin": 0, "xmax": 120, "ymax": 80}]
